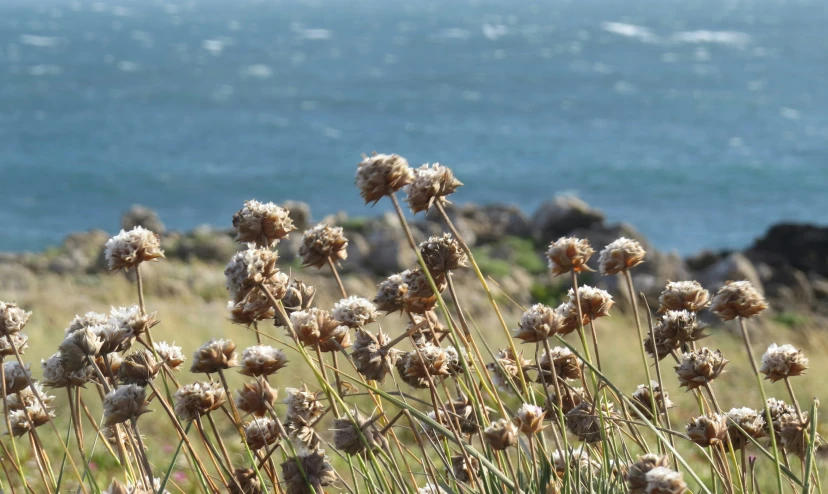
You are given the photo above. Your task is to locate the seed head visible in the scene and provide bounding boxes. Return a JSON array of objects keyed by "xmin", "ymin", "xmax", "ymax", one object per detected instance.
[
  {"xmin": 0, "ymin": 333, "xmax": 28, "ymax": 358},
  {"xmin": 285, "ymin": 416, "xmax": 321, "ymax": 452},
  {"xmin": 486, "ymin": 348, "xmax": 531, "ymax": 395},
  {"xmin": 232, "ymin": 199, "xmax": 295, "ymax": 248},
  {"xmin": 545, "ymin": 387, "xmax": 586, "ymax": 416},
  {"xmin": 153, "ymin": 341, "xmax": 186, "ymax": 371},
  {"xmin": 104, "ymin": 226, "xmax": 165, "ymax": 272},
  {"xmin": 3, "ymin": 383, "xmax": 54, "ymax": 412},
  {"xmin": 777, "ymin": 412, "xmax": 813, "ymax": 458},
  {"xmin": 674, "ymin": 348, "xmax": 729, "ymax": 390},
  {"xmin": 765, "ymin": 398, "xmax": 797, "ymax": 441},
  {"xmin": 568, "ymin": 285, "xmax": 614, "ymax": 319},
  {"xmin": 103, "ymin": 384, "xmax": 151, "ymax": 426},
  {"xmin": 402, "ymin": 268, "xmax": 447, "ymax": 314},
  {"xmin": 658, "ymin": 281, "xmax": 710, "ymax": 313},
  {"xmin": 419, "ymin": 233, "xmax": 468, "ymax": 275},
  {"xmin": 643, "ymin": 325, "xmax": 681, "ymax": 362},
  {"xmin": 228, "ymin": 291, "xmax": 277, "ymax": 327},
  {"xmin": 225, "ymin": 246, "xmax": 282, "ymax": 302},
  {"xmin": 284, "ymin": 385, "xmax": 325, "ymax": 422},
  {"xmin": 626, "ymin": 454, "xmax": 670, "ymax": 494},
  {"xmin": 87, "ymin": 321, "xmax": 133, "ymax": 355},
  {"xmin": 726, "ymin": 407, "xmax": 766, "ymax": 447},
  {"xmin": 483, "ymin": 418, "xmax": 518, "ymax": 450},
  {"xmin": 119, "ymin": 350, "xmax": 162, "ymax": 386},
  {"xmin": 239, "ymin": 345, "xmax": 288, "ymax": 377},
  {"xmin": 332, "ymin": 297, "xmax": 379, "ymax": 329},
  {"xmin": 289, "ymin": 308, "xmax": 351, "ymax": 352},
  {"xmin": 228, "ymin": 467, "xmax": 263, "ymax": 494},
  {"xmin": 513, "ymin": 303, "xmax": 565, "ymax": 343},
  {"xmin": 235, "ymin": 378, "xmax": 277, "ymax": 417},
  {"xmin": 551, "ymin": 446, "xmax": 601, "ymax": 479},
  {"xmin": 402, "ymin": 343, "xmax": 451, "ymax": 381},
  {"xmin": 599, "ymin": 237, "xmax": 646, "ymax": 275},
  {"xmin": 514, "ymin": 403, "xmax": 546, "ymax": 435},
  {"xmin": 0, "ymin": 302, "xmax": 31, "ymax": 337},
  {"xmin": 351, "ymin": 329, "xmax": 400, "ymax": 383},
  {"xmin": 395, "ymin": 353, "xmax": 430, "ymax": 389},
  {"xmin": 405, "ymin": 163, "xmax": 462, "ymax": 213},
  {"xmin": 631, "ymin": 382, "xmax": 674, "ymax": 421},
  {"xmin": 442, "ymin": 394, "xmax": 479, "ymax": 434},
  {"xmin": 174, "ymin": 381, "xmax": 226, "ymax": 421},
  {"xmin": 659, "ymin": 310, "xmax": 708, "ymax": 345},
  {"xmin": 443, "ymin": 345, "xmax": 470, "ymax": 377},
  {"xmin": 644, "ymin": 466, "xmax": 687, "ymax": 494},
  {"xmin": 333, "ymin": 409, "xmax": 387, "ymax": 456},
  {"xmin": 566, "ymin": 401, "xmax": 616, "ymax": 443},
  {"xmin": 374, "ymin": 273, "xmax": 407, "ymax": 313},
  {"xmin": 59, "ymin": 328, "xmax": 103, "ymax": 371},
  {"xmin": 41, "ymin": 353, "xmax": 94, "ymax": 388},
  {"xmin": 281, "ymin": 279, "xmax": 316, "ymax": 316},
  {"xmin": 760, "ymin": 343, "xmax": 808, "ymax": 382},
  {"xmin": 407, "ymin": 311, "xmax": 444, "ymax": 346},
  {"xmin": 66, "ymin": 311, "xmax": 109, "ymax": 334},
  {"xmin": 244, "ymin": 417, "xmax": 281, "ymax": 450},
  {"xmin": 299, "ymin": 223, "xmax": 348, "ymax": 269},
  {"xmin": 356, "ymin": 153, "xmax": 414, "ymax": 204},
  {"xmin": 710, "ymin": 280, "xmax": 768, "ymax": 321},
  {"xmin": 546, "ymin": 237, "xmax": 595, "ymax": 276},
  {"xmin": 190, "ymin": 339, "xmax": 237, "ymax": 373},
  {"xmin": 685, "ymin": 414, "xmax": 728, "ymax": 447},
  {"xmin": 7, "ymin": 406, "xmax": 55, "ymax": 437},
  {"xmin": 103, "ymin": 478, "xmax": 168, "ymax": 494},
  {"xmin": 417, "ymin": 483, "xmax": 448, "ymax": 494},
  {"xmin": 557, "ymin": 302, "xmax": 592, "ymax": 336},
  {"xmin": 110, "ymin": 305, "xmax": 159, "ymax": 341},
  {"xmin": 450, "ymin": 454, "xmax": 479, "ymax": 483},
  {"xmin": 281, "ymin": 450, "xmax": 337, "ymax": 494},
  {"xmin": 536, "ymin": 346, "xmax": 583, "ymax": 383}
]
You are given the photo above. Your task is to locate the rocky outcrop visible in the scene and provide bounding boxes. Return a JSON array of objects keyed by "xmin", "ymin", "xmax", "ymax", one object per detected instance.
[
  {"xmin": 531, "ymin": 195, "xmax": 605, "ymax": 245},
  {"xmin": 122, "ymin": 205, "xmax": 166, "ymax": 234}
]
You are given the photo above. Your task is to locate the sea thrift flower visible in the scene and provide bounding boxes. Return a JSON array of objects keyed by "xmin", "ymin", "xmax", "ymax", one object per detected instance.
[
  {"xmin": 0, "ymin": 302, "xmax": 30, "ymax": 337},
  {"xmin": 174, "ymin": 381, "xmax": 226, "ymax": 421},
  {"xmin": 417, "ymin": 484, "xmax": 448, "ymax": 494},
  {"xmin": 299, "ymin": 223, "xmax": 348, "ymax": 269},
  {"xmin": 545, "ymin": 387, "xmax": 586, "ymax": 416},
  {"xmin": 685, "ymin": 414, "xmax": 728, "ymax": 447},
  {"xmin": 0, "ymin": 333, "xmax": 28, "ymax": 357},
  {"xmin": 626, "ymin": 454, "xmax": 669, "ymax": 494},
  {"xmin": 290, "ymin": 308, "xmax": 351, "ymax": 352},
  {"xmin": 351, "ymin": 329, "xmax": 400, "ymax": 382},
  {"xmin": 546, "ymin": 237, "xmax": 595, "ymax": 276},
  {"xmin": 190, "ymin": 339, "xmax": 238, "ymax": 373},
  {"xmin": 284, "ymin": 415, "xmax": 321, "ymax": 452},
  {"xmin": 8, "ymin": 406, "xmax": 55, "ymax": 437},
  {"xmin": 87, "ymin": 321, "xmax": 133, "ymax": 355},
  {"xmin": 643, "ymin": 325, "xmax": 681, "ymax": 362},
  {"xmin": 104, "ymin": 226, "xmax": 165, "ymax": 272},
  {"xmin": 486, "ymin": 348, "xmax": 531, "ymax": 394},
  {"xmin": 228, "ymin": 467, "xmax": 263, "ymax": 494},
  {"xmin": 726, "ymin": 407, "xmax": 766, "ymax": 447},
  {"xmin": 103, "ymin": 384, "xmax": 151, "ymax": 426},
  {"xmin": 235, "ymin": 378, "xmax": 277, "ymax": 417},
  {"xmin": 374, "ymin": 273, "xmax": 407, "ymax": 313},
  {"xmin": 2, "ymin": 362, "xmax": 32, "ymax": 396},
  {"xmin": 40, "ymin": 353, "xmax": 94, "ymax": 388},
  {"xmin": 355, "ymin": 153, "xmax": 414, "ymax": 204},
  {"xmin": 557, "ymin": 301, "xmax": 592, "ymax": 335},
  {"xmin": 228, "ymin": 291, "xmax": 277, "ymax": 326},
  {"xmin": 402, "ymin": 343, "xmax": 451, "ymax": 381},
  {"xmin": 401, "ymin": 268, "xmax": 446, "ymax": 314},
  {"xmin": 232, "ymin": 199, "xmax": 295, "ymax": 247},
  {"xmin": 239, "ymin": 345, "xmax": 288, "ymax": 377},
  {"xmin": 284, "ymin": 385, "xmax": 325, "ymax": 422},
  {"xmin": 598, "ymin": 237, "xmax": 646, "ymax": 275},
  {"xmin": 450, "ymin": 454, "xmax": 479, "ymax": 483},
  {"xmin": 59, "ymin": 328, "xmax": 103, "ymax": 371},
  {"xmin": 551, "ymin": 446, "xmax": 601, "ymax": 478},
  {"xmin": 760, "ymin": 343, "xmax": 808, "ymax": 382},
  {"xmin": 658, "ymin": 281, "xmax": 710, "ymax": 313},
  {"xmin": 631, "ymin": 382, "xmax": 674, "ymax": 420},
  {"xmin": 332, "ymin": 410, "xmax": 387, "ymax": 456},
  {"xmin": 443, "ymin": 394, "xmax": 478, "ymax": 434},
  {"xmin": 674, "ymin": 348, "xmax": 728, "ymax": 390},
  {"xmin": 483, "ymin": 418, "xmax": 518, "ymax": 450},
  {"xmin": 514, "ymin": 403, "xmax": 546, "ymax": 435},
  {"xmin": 282, "ymin": 279, "xmax": 316, "ymax": 314},
  {"xmin": 568, "ymin": 285, "xmax": 614, "ymax": 319},
  {"xmin": 419, "ymin": 233, "xmax": 468, "ymax": 275},
  {"xmin": 332, "ymin": 296, "xmax": 379, "ymax": 328},
  {"xmin": 110, "ymin": 304, "xmax": 159, "ymax": 340},
  {"xmin": 281, "ymin": 450, "xmax": 337, "ymax": 494},
  {"xmin": 513, "ymin": 303, "xmax": 565, "ymax": 343},
  {"xmin": 119, "ymin": 350, "xmax": 162, "ymax": 386},
  {"xmin": 66, "ymin": 311, "xmax": 109, "ymax": 334},
  {"xmin": 395, "ymin": 353, "xmax": 430, "ymax": 389},
  {"xmin": 153, "ymin": 341, "xmax": 186, "ymax": 370},
  {"xmin": 644, "ymin": 466, "xmax": 687, "ymax": 494},
  {"xmin": 244, "ymin": 417, "xmax": 281, "ymax": 450},
  {"xmin": 777, "ymin": 412, "xmax": 811, "ymax": 457},
  {"xmin": 536, "ymin": 346, "xmax": 583, "ymax": 382},
  {"xmin": 710, "ymin": 280, "xmax": 768, "ymax": 321},
  {"xmin": 658, "ymin": 310, "xmax": 707, "ymax": 345},
  {"xmin": 406, "ymin": 163, "xmax": 463, "ymax": 213},
  {"xmin": 443, "ymin": 345, "xmax": 469, "ymax": 376},
  {"xmin": 224, "ymin": 246, "xmax": 282, "ymax": 302},
  {"xmin": 566, "ymin": 401, "xmax": 615, "ymax": 443},
  {"xmin": 4, "ymin": 384, "xmax": 53, "ymax": 412}
]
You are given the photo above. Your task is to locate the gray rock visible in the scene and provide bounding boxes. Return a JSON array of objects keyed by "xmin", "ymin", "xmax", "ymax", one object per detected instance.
[
  {"xmin": 165, "ymin": 226, "xmax": 240, "ymax": 263},
  {"xmin": 531, "ymin": 195, "xmax": 605, "ymax": 245},
  {"xmin": 342, "ymin": 232, "xmax": 371, "ymax": 273},
  {"xmin": 433, "ymin": 203, "xmax": 531, "ymax": 245},
  {"xmin": 698, "ymin": 252, "xmax": 764, "ymax": 295},
  {"xmin": 364, "ymin": 213, "xmax": 415, "ymax": 274},
  {"xmin": 282, "ymin": 200, "xmax": 312, "ymax": 231},
  {"xmin": 122, "ymin": 205, "xmax": 165, "ymax": 234}
]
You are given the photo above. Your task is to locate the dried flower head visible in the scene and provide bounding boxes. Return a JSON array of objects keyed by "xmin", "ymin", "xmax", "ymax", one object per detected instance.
[
  {"xmin": 7, "ymin": 405, "xmax": 55, "ymax": 437},
  {"xmin": 119, "ymin": 350, "xmax": 162, "ymax": 386},
  {"xmin": 551, "ymin": 446, "xmax": 601, "ymax": 479},
  {"xmin": 403, "ymin": 343, "xmax": 451, "ymax": 382},
  {"xmin": 626, "ymin": 454, "xmax": 670, "ymax": 494},
  {"xmin": 545, "ymin": 387, "xmax": 586, "ymax": 416},
  {"xmin": 174, "ymin": 381, "xmax": 226, "ymax": 421},
  {"xmin": 710, "ymin": 280, "xmax": 768, "ymax": 321},
  {"xmin": 153, "ymin": 341, "xmax": 186, "ymax": 371},
  {"xmin": 483, "ymin": 418, "xmax": 518, "ymax": 450},
  {"xmin": 566, "ymin": 401, "xmax": 616, "ymax": 443},
  {"xmin": 333, "ymin": 409, "xmax": 387, "ymax": 456},
  {"xmin": 546, "ymin": 237, "xmax": 595, "ymax": 276},
  {"xmin": 41, "ymin": 353, "xmax": 94, "ymax": 388},
  {"xmin": 289, "ymin": 308, "xmax": 351, "ymax": 352},
  {"xmin": 536, "ymin": 346, "xmax": 583, "ymax": 383},
  {"xmin": 235, "ymin": 378, "xmax": 277, "ymax": 417},
  {"xmin": 402, "ymin": 268, "xmax": 446, "ymax": 314},
  {"xmin": 0, "ymin": 333, "xmax": 28, "ymax": 357},
  {"xmin": 0, "ymin": 302, "xmax": 31, "ymax": 336},
  {"xmin": 225, "ymin": 246, "xmax": 281, "ymax": 302},
  {"xmin": 233, "ymin": 200, "xmax": 295, "ymax": 247},
  {"xmin": 442, "ymin": 394, "xmax": 478, "ymax": 434},
  {"xmin": 416, "ymin": 483, "xmax": 448, "ymax": 494},
  {"xmin": 643, "ymin": 326, "xmax": 681, "ymax": 362},
  {"xmin": 1, "ymin": 362, "xmax": 31, "ymax": 397},
  {"xmin": 299, "ymin": 223, "xmax": 348, "ymax": 269},
  {"xmin": 644, "ymin": 466, "xmax": 687, "ymax": 494},
  {"xmin": 228, "ymin": 467, "xmax": 263, "ymax": 494},
  {"xmin": 59, "ymin": 328, "xmax": 103, "ymax": 371},
  {"xmin": 395, "ymin": 352, "xmax": 429, "ymax": 389},
  {"xmin": 190, "ymin": 339, "xmax": 238, "ymax": 373},
  {"xmin": 631, "ymin": 382, "xmax": 674, "ymax": 421},
  {"xmin": 332, "ymin": 297, "xmax": 379, "ymax": 329},
  {"xmin": 599, "ymin": 237, "xmax": 646, "ymax": 275},
  {"xmin": 284, "ymin": 415, "xmax": 321, "ymax": 452},
  {"xmin": 568, "ymin": 285, "xmax": 614, "ymax": 319},
  {"xmin": 244, "ymin": 417, "xmax": 281, "ymax": 450},
  {"xmin": 419, "ymin": 233, "xmax": 468, "ymax": 275},
  {"xmin": 239, "ymin": 345, "xmax": 288, "ymax": 377},
  {"xmin": 513, "ymin": 304, "xmax": 565, "ymax": 343},
  {"xmin": 557, "ymin": 302, "xmax": 591, "ymax": 336},
  {"xmin": 103, "ymin": 478, "xmax": 168, "ymax": 494},
  {"xmin": 443, "ymin": 345, "xmax": 469, "ymax": 376},
  {"xmin": 685, "ymin": 414, "xmax": 728, "ymax": 447},
  {"xmin": 760, "ymin": 343, "xmax": 808, "ymax": 382},
  {"xmin": 374, "ymin": 273, "xmax": 407, "ymax": 313},
  {"xmin": 281, "ymin": 279, "xmax": 316, "ymax": 316},
  {"xmin": 674, "ymin": 348, "xmax": 729, "ymax": 390},
  {"xmin": 726, "ymin": 407, "xmax": 767, "ymax": 447},
  {"xmin": 97, "ymin": 353, "xmax": 123, "ymax": 379},
  {"xmin": 514, "ymin": 403, "xmax": 546, "ymax": 435},
  {"xmin": 228, "ymin": 291, "xmax": 277, "ymax": 326},
  {"xmin": 487, "ymin": 348, "xmax": 531, "ymax": 395},
  {"xmin": 450, "ymin": 454, "xmax": 479, "ymax": 483},
  {"xmin": 103, "ymin": 385, "xmax": 151, "ymax": 426},
  {"xmin": 66, "ymin": 311, "xmax": 109, "ymax": 334},
  {"xmin": 351, "ymin": 329, "xmax": 400, "ymax": 382},
  {"xmin": 281, "ymin": 450, "xmax": 337, "ymax": 494},
  {"xmin": 3, "ymin": 383, "xmax": 54, "ymax": 412},
  {"xmin": 110, "ymin": 305, "xmax": 159, "ymax": 341},
  {"xmin": 356, "ymin": 153, "xmax": 414, "ymax": 204},
  {"xmin": 777, "ymin": 412, "xmax": 813, "ymax": 458},
  {"xmin": 765, "ymin": 397, "xmax": 797, "ymax": 441},
  {"xmin": 104, "ymin": 226, "xmax": 165, "ymax": 272},
  {"xmin": 407, "ymin": 311, "xmax": 444, "ymax": 345},
  {"xmin": 658, "ymin": 281, "xmax": 710, "ymax": 313},
  {"xmin": 659, "ymin": 310, "xmax": 708, "ymax": 345},
  {"xmin": 284, "ymin": 385, "xmax": 325, "ymax": 422},
  {"xmin": 406, "ymin": 163, "xmax": 462, "ymax": 213},
  {"xmin": 86, "ymin": 321, "xmax": 132, "ymax": 355}
]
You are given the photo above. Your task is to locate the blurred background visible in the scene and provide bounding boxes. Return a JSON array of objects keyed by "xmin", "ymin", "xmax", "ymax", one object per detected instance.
[{"xmin": 1, "ymin": 0, "xmax": 826, "ymax": 253}]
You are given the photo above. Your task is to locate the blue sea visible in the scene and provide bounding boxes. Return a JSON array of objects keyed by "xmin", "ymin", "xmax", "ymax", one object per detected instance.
[{"xmin": 1, "ymin": 0, "xmax": 827, "ymax": 254}]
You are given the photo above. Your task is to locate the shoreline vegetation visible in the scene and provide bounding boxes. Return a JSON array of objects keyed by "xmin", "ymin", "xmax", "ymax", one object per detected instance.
[{"xmin": 0, "ymin": 156, "xmax": 824, "ymax": 493}]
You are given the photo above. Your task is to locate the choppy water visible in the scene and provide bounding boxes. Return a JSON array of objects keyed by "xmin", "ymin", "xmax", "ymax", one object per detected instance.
[{"xmin": 1, "ymin": 0, "xmax": 827, "ymax": 254}]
